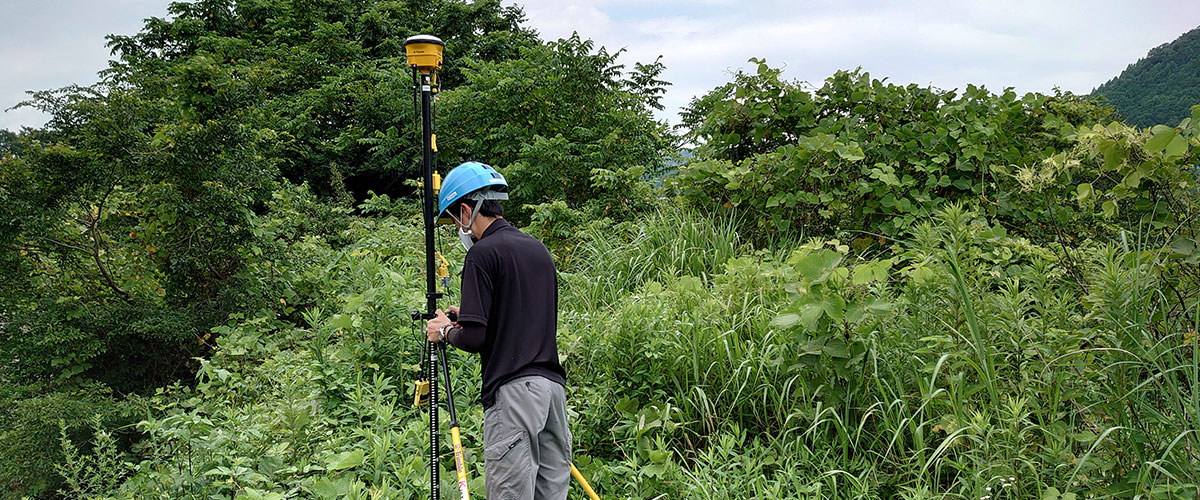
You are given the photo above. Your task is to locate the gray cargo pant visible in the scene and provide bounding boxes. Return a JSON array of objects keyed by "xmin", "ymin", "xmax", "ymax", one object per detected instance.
[{"xmin": 484, "ymin": 375, "xmax": 571, "ymax": 500}]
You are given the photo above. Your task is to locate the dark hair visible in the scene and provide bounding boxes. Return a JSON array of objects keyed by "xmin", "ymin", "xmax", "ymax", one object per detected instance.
[{"xmin": 454, "ymin": 199, "xmax": 504, "ymax": 218}]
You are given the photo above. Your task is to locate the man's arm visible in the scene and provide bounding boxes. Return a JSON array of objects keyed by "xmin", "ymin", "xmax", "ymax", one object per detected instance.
[{"xmin": 446, "ymin": 321, "xmax": 486, "ymax": 353}]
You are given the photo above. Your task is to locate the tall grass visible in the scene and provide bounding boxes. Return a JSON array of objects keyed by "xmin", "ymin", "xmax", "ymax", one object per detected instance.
[
  {"xmin": 565, "ymin": 207, "xmax": 744, "ymax": 311},
  {"xmin": 564, "ymin": 204, "xmax": 1200, "ymax": 498}
]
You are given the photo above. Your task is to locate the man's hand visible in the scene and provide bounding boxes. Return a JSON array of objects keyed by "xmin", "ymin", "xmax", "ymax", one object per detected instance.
[
  {"xmin": 426, "ymin": 309, "xmax": 451, "ymax": 343},
  {"xmin": 425, "ymin": 306, "xmax": 461, "ymax": 343}
]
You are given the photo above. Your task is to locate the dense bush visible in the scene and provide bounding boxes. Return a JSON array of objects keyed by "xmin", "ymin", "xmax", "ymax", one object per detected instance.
[
  {"xmin": 672, "ymin": 60, "xmax": 1197, "ymax": 247},
  {"xmin": 0, "ymin": 381, "xmax": 135, "ymax": 498}
]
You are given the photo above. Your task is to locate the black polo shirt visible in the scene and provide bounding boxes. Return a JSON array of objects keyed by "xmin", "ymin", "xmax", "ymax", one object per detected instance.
[{"xmin": 451, "ymin": 218, "xmax": 565, "ymax": 409}]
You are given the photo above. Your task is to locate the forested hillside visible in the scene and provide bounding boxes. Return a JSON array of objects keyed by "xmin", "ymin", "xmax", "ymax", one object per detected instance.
[
  {"xmin": 1092, "ymin": 25, "xmax": 1200, "ymax": 128},
  {"xmin": 2, "ymin": 1, "xmax": 1199, "ymax": 499}
]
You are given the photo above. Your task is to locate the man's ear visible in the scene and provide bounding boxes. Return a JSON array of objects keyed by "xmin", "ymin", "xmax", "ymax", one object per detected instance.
[{"xmin": 459, "ymin": 204, "xmax": 471, "ymax": 228}]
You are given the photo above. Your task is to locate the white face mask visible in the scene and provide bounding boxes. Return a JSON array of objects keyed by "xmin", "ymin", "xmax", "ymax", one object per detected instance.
[
  {"xmin": 459, "ymin": 227, "xmax": 475, "ymax": 251},
  {"xmin": 452, "ymin": 205, "xmax": 477, "ymax": 251}
]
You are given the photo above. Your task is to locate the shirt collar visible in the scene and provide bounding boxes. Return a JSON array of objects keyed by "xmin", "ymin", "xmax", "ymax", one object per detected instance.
[{"xmin": 478, "ymin": 218, "xmax": 510, "ymax": 240}]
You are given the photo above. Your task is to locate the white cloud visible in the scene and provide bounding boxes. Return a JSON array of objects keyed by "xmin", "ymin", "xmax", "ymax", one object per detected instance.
[{"xmin": 521, "ymin": 3, "xmax": 613, "ymax": 41}]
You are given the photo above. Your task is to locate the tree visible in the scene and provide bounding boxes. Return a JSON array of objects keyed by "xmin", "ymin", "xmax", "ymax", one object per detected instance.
[
  {"xmin": 0, "ymin": 129, "xmax": 23, "ymax": 156},
  {"xmin": 0, "ymin": 0, "xmax": 548, "ymax": 392},
  {"xmin": 101, "ymin": 0, "xmax": 539, "ymax": 198},
  {"xmin": 437, "ymin": 34, "xmax": 673, "ymax": 223}
]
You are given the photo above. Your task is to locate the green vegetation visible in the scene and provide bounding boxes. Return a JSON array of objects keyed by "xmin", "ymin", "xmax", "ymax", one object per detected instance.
[
  {"xmin": 1093, "ymin": 25, "xmax": 1200, "ymax": 128},
  {"xmin": 2, "ymin": 1, "xmax": 1200, "ymax": 499}
]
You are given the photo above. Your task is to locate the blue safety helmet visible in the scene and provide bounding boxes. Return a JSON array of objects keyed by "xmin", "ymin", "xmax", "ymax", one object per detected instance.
[{"xmin": 437, "ymin": 161, "xmax": 509, "ymax": 222}]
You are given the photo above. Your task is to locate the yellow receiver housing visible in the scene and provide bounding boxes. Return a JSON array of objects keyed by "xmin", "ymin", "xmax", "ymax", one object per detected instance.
[{"xmin": 403, "ymin": 35, "xmax": 444, "ymax": 72}]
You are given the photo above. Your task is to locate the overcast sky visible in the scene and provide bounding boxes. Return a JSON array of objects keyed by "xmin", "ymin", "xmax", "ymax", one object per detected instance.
[{"xmin": 2, "ymin": 0, "xmax": 1198, "ymax": 132}]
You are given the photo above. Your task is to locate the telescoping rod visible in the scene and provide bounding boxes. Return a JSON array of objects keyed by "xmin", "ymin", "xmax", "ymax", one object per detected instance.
[
  {"xmin": 405, "ymin": 33, "xmax": 447, "ymax": 500},
  {"xmin": 419, "ymin": 68, "xmax": 441, "ymax": 500}
]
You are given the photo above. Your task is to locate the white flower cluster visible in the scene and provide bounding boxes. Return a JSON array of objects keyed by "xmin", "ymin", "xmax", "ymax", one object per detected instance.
[{"xmin": 980, "ymin": 477, "xmax": 1017, "ymax": 500}]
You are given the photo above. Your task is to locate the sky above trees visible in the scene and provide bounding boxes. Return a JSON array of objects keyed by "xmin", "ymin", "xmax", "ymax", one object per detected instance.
[{"xmin": 2, "ymin": 0, "xmax": 1199, "ymax": 131}]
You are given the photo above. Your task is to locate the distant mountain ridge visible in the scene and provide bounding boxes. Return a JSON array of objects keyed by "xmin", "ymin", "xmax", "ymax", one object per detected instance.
[{"xmin": 1092, "ymin": 25, "xmax": 1200, "ymax": 128}]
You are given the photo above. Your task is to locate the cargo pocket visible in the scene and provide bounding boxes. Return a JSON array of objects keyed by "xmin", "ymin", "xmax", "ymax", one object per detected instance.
[{"xmin": 485, "ymin": 430, "xmax": 532, "ymax": 500}]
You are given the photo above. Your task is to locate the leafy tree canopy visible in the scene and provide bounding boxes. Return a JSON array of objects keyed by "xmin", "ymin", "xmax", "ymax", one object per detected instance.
[
  {"xmin": 1092, "ymin": 25, "xmax": 1200, "ymax": 128},
  {"xmin": 437, "ymin": 34, "xmax": 672, "ymax": 223},
  {"xmin": 98, "ymin": 0, "xmax": 540, "ymax": 196}
]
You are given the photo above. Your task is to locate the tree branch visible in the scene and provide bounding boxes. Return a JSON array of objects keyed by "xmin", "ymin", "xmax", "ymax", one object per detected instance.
[
  {"xmin": 33, "ymin": 236, "xmax": 90, "ymax": 254},
  {"xmin": 89, "ymin": 235, "xmax": 132, "ymax": 302},
  {"xmin": 85, "ymin": 183, "xmax": 134, "ymax": 302}
]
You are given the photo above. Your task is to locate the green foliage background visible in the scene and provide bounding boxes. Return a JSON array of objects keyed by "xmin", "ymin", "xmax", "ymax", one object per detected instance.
[{"xmin": 1, "ymin": 1, "xmax": 1199, "ymax": 500}]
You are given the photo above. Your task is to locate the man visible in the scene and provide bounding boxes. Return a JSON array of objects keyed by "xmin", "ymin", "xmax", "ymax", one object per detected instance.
[{"xmin": 425, "ymin": 161, "xmax": 571, "ymax": 500}]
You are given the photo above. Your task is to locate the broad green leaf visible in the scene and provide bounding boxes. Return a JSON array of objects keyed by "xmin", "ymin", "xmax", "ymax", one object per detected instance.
[
  {"xmin": 835, "ymin": 144, "xmax": 865, "ymax": 161},
  {"xmin": 1074, "ymin": 183, "xmax": 1093, "ymax": 202},
  {"xmin": 326, "ymin": 449, "xmax": 365, "ymax": 471},
  {"xmin": 1164, "ymin": 134, "xmax": 1188, "ymax": 158},
  {"xmin": 1145, "ymin": 125, "xmax": 1175, "ymax": 151},
  {"xmin": 1122, "ymin": 170, "xmax": 1141, "ymax": 189},
  {"xmin": 327, "ymin": 314, "xmax": 353, "ymax": 331},
  {"xmin": 1102, "ymin": 200, "xmax": 1118, "ymax": 218},
  {"xmin": 643, "ymin": 463, "xmax": 667, "ymax": 477},
  {"xmin": 792, "ymin": 249, "xmax": 843, "ymax": 284},
  {"xmin": 801, "ymin": 337, "xmax": 826, "ymax": 354},
  {"xmin": 1169, "ymin": 238, "xmax": 1197, "ymax": 257},
  {"xmin": 844, "ymin": 303, "xmax": 865, "ymax": 323},
  {"xmin": 798, "ymin": 302, "xmax": 824, "ymax": 329},
  {"xmin": 342, "ymin": 293, "xmax": 365, "ymax": 312},
  {"xmin": 822, "ymin": 294, "xmax": 846, "ymax": 321},
  {"xmin": 851, "ymin": 258, "xmax": 891, "ymax": 285},
  {"xmin": 911, "ymin": 266, "xmax": 935, "ymax": 284},
  {"xmin": 771, "ymin": 313, "xmax": 800, "ymax": 329},
  {"xmin": 1099, "ymin": 140, "xmax": 1123, "ymax": 170},
  {"xmin": 823, "ymin": 338, "xmax": 850, "ymax": 358},
  {"xmin": 1137, "ymin": 160, "xmax": 1156, "ymax": 178},
  {"xmin": 240, "ymin": 489, "xmax": 286, "ymax": 500},
  {"xmin": 309, "ymin": 478, "xmax": 345, "ymax": 499},
  {"xmin": 863, "ymin": 297, "xmax": 892, "ymax": 315},
  {"xmin": 851, "ymin": 263, "xmax": 876, "ymax": 285}
]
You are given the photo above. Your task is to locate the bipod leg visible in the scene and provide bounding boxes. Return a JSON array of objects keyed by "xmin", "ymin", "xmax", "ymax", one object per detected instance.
[
  {"xmin": 437, "ymin": 343, "xmax": 471, "ymax": 500},
  {"xmin": 571, "ymin": 463, "xmax": 601, "ymax": 500}
]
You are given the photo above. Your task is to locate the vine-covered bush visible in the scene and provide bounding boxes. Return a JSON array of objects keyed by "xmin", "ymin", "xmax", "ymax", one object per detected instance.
[{"xmin": 672, "ymin": 60, "xmax": 1197, "ymax": 246}]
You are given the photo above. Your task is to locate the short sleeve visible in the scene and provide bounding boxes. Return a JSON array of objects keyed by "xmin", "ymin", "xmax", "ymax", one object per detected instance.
[{"xmin": 457, "ymin": 258, "xmax": 492, "ymax": 326}]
